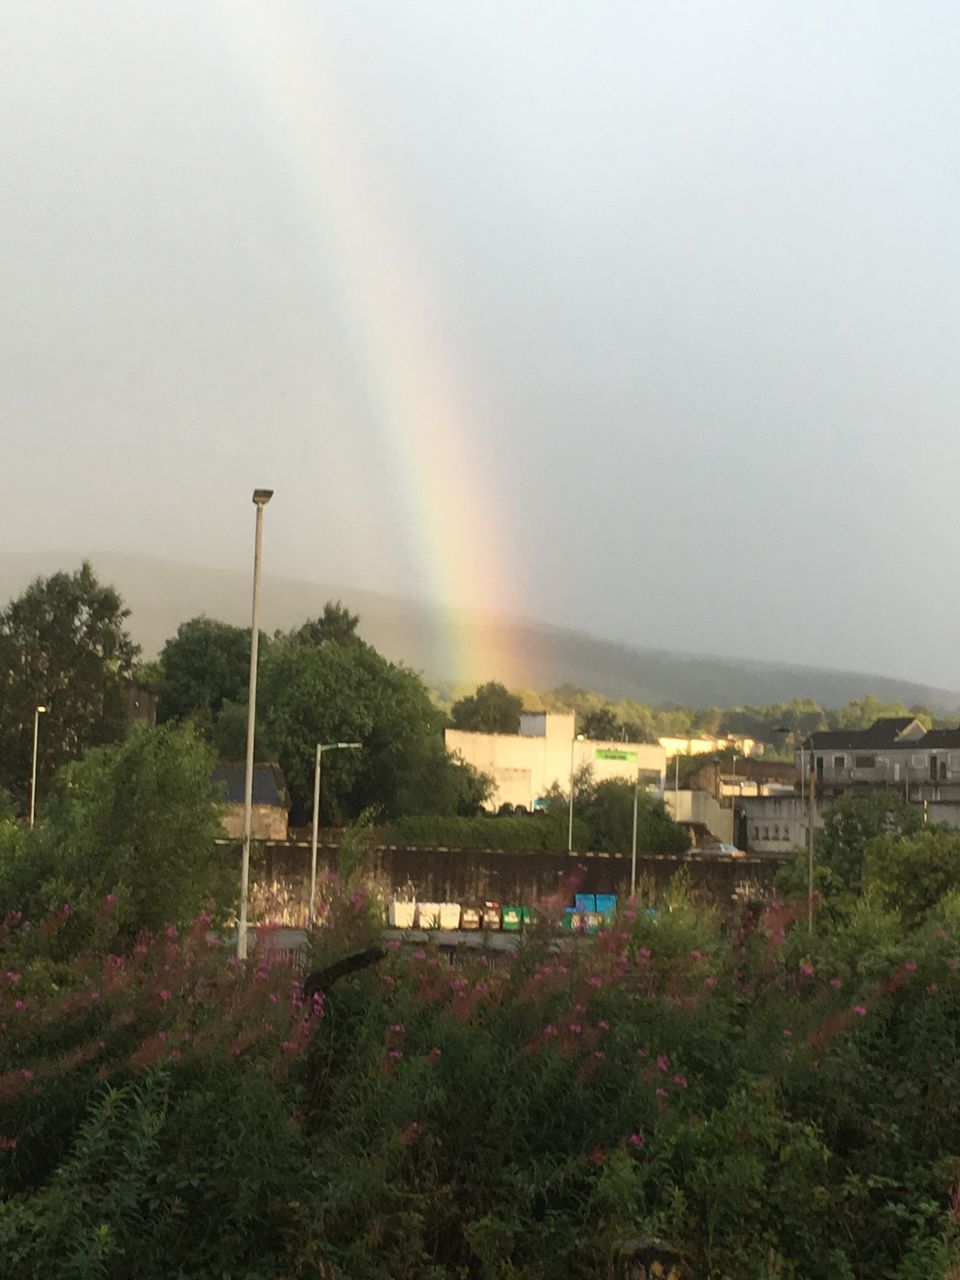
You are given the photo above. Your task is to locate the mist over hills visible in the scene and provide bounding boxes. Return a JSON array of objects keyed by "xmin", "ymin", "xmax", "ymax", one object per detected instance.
[{"xmin": 3, "ymin": 551, "xmax": 958, "ymax": 714}]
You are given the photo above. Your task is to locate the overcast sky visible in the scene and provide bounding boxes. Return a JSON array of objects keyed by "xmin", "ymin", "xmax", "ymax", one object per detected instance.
[{"xmin": 3, "ymin": 1, "xmax": 960, "ymax": 686}]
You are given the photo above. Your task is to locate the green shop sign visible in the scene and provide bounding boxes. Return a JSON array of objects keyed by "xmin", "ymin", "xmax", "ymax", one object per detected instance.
[{"xmin": 594, "ymin": 748, "xmax": 638, "ymax": 762}]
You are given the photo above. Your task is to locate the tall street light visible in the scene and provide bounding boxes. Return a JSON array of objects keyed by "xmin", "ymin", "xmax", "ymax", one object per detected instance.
[
  {"xmin": 237, "ymin": 488, "xmax": 273, "ymax": 961},
  {"xmin": 309, "ymin": 742, "xmax": 362, "ymax": 922},
  {"xmin": 29, "ymin": 704, "xmax": 47, "ymax": 829}
]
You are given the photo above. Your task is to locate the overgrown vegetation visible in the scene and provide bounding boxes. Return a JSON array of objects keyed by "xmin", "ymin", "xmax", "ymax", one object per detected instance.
[{"xmin": 3, "ymin": 795, "xmax": 960, "ymax": 1276}]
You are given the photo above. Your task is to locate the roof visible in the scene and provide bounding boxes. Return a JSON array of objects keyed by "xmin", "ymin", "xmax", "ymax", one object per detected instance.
[
  {"xmin": 807, "ymin": 718, "xmax": 926, "ymax": 751},
  {"xmin": 807, "ymin": 719, "xmax": 960, "ymax": 753},
  {"xmin": 212, "ymin": 762, "xmax": 288, "ymax": 808}
]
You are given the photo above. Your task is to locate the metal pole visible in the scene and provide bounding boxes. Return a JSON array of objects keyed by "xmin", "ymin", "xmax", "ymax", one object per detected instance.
[
  {"xmin": 567, "ymin": 733, "xmax": 576, "ymax": 852},
  {"xmin": 309, "ymin": 743, "xmax": 322, "ymax": 923},
  {"xmin": 238, "ymin": 492, "xmax": 271, "ymax": 960},
  {"xmin": 807, "ymin": 752, "xmax": 816, "ymax": 934},
  {"xmin": 29, "ymin": 706, "xmax": 45, "ymax": 829},
  {"xmin": 630, "ymin": 775, "xmax": 639, "ymax": 897}
]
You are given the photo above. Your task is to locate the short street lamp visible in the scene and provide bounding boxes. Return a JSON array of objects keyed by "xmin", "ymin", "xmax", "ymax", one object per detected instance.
[
  {"xmin": 567, "ymin": 732, "xmax": 585, "ymax": 853},
  {"xmin": 29, "ymin": 705, "xmax": 48, "ymax": 829},
  {"xmin": 310, "ymin": 742, "xmax": 362, "ymax": 922},
  {"xmin": 237, "ymin": 487, "xmax": 273, "ymax": 961}
]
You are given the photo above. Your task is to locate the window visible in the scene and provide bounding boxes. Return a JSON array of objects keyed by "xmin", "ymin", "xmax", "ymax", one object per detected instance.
[
  {"xmin": 855, "ymin": 755, "xmax": 876, "ymax": 769},
  {"xmin": 762, "ymin": 827, "xmax": 769, "ymax": 840},
  {"xmin": 782, "ymin": 825, "xmax": 790, "ymax": 841},
  {"xmin": 834, "ymin": 756, "xmax": 846, "ymax": 769},
  {"xmin": 941, "ymin": 761, "xmax": 948, "ymax": 781},
  {"xmin": 772, "ymin": 825, "xmax": 779, "ymax": 839},
  {"xmin": 752, "ymin": 826, "xmax": 759, "ymax": 840}
]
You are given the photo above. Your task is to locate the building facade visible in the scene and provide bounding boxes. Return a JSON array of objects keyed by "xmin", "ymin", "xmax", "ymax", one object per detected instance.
[{"xmin": 445, "ymin": 711, "xmax": 667, "ymax": 812}]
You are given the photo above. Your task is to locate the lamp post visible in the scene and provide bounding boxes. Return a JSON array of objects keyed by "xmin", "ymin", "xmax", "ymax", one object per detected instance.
[
  {"xmin": 630, "ymin": 772, "xmax": 639, "ymax": 897},
  {"xmin": 237, "ymin": 488, "xmax": 273, "ymax": 961},
  {"xmin": 29, "ymin": 705, "xmax": 47, "ymax": 829},
  {"xmin": 309, "ymin": 741, "xmax": 362, "ymax": 922}
]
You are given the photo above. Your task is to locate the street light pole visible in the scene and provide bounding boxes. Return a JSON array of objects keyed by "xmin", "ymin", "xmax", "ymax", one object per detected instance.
[
  {"xmin": 807, "ymin": 742, "xmax": 816, "ymax": 934},
  {"xmin": 29, "ymin": 705, "xmax": 47, "ymax": 829},
  {"xmin": 630, "ymin": 772, "xmax": 639, "ymax": 897},
  {"xmin": 237, "ymin": 488, "xmax": 273, "ymax": 961},
  {"xmin": 309, "ymin": 741, "xmax": 361, "ymax": 922}
]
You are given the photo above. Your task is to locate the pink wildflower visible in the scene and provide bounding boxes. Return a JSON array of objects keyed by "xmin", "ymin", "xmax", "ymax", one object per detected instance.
[
  {"xmin": 165, "ymin": 925, "xmax": 177, "ymax": 940},
  {"xmin": 0, "ymin": 1137, "xmax": 18, "ymax": 1150},
  {"xmin": 5, "ymin": 971, "xmax": 19, "ymax": 984},
  {"xmin": 596, "ymin": 1019, "xmax": 609, "ymax": 1031},
  {"xmin": 656, "ymin": 1087, "xmax": 667, "ymax": 1099},
  {"xmin": 389, "ymin": 1023, "xmax": 405, "ymax": 1034},
  {"xmin": 852, "ymin": 1005, "xmax": 868, "ymax": 1017},
  {"xmin": 587, "ymin": 976, "xmax": 602, "ymax": 988},
  {"xmin": 568, "ymin": 1023, "xmax": 582, "ymax": 1035},
  {"xmin": 690, "ymin": 949, "xmax": 704, "ymax": 961},
  {"xmin": 413, "ymin": 949, "xmax": 426, "ymax": 960},
  {"xmin": 386, "ymin": 939, "xmax": 401, "ymax": 951},
  {"xmin": 105, "ymin": 893, "xmax": 117, "ymax": 904},
  {"xmin": 830, "ymin": 977, "xmax": 843, "ymax": 989},
  {"xmin": 703, "ymin": 975, "xmax": 718, "ymax": 988},
  {"xmin": 639, "ymin": 947, "xmax": 651, "ymax": 960},
  {"xmin": 636, "ymin": 1048, "xmax": 647, "ymax": 1058},
  {"xmin": 14, "ymin": 1000, "xmax": 25, "ymax": 1010},
  {"xmin": 672, "ymin": 1074, "xmax": 688, "ymax": 1088},
  {"xmin": 800, "ymin": 962, "xmax": 814, "ymax": 977},
  {"xmin": 783, "ymin": 1028, "xmax": 792, "ymax": 1038},
  {"xmin": 656, "ymin": 1053, "xmax": 669, "ymax": 1072},
  {"xmin": 281, "ymin": 1040, "xmax": 298, "ymax": 1053},
  {"xmin": 544, "ymin": 1024, "xmax": 558, "ymax": 1037},
  {"xmin": 628, "ymin": 1132, "xmax": 645, "ymax": 1147},
  {"xmin": 903, "ymin": 961, "xmax": 918, "ymax": 972},
  {"xmin": 269, "ymin": 993, "xmax": 279, "ymax": 1004},
  {"xmin": 20, "ymin": 1069, "xmax": 32, "ymax": 1080},
  {"xmin": 159, "ymin": 989, "xmax": 172, "ymax": 1002},
  {"xmin": 389, "ymin": 1049, "xmax": 403, "ymax": 1060}
]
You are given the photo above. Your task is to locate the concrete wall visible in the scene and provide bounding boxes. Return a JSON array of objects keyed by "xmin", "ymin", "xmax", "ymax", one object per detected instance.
[
  {"xmin": 663, "ymin": 790, "xmax": 734, "ymax": 844},
  {"xmin": 446, "ymin": 714, "xmax": 666, "ymax": 811},
  {"xmin": 221, "ymin": 803, "xmax": 288, "ymax": 842},
  {"xmin": 738, "ymin": 795, "xmax": 811, "ymax": 854},
  {"xmin": 243, "ymin": 840, "xmax": 789, "ymax": 926}
]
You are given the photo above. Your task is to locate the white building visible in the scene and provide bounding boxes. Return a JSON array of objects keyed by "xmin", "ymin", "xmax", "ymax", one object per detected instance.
[{"xmin": 446, "ymin": 711, "xmax": 666, "ymax": 812}]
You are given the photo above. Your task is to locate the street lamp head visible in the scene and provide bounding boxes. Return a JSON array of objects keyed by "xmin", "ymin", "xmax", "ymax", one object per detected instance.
[
  {"xmin": 337, "ymin": 742, "xmax": 362, "ymax": 750},
  {"xmin": 252, "ymin": 488, "xmax": 274, "ymax": 506},
  {"xmin": 36, "ymin": 705, "xmax": 48, "ymax": 714}
]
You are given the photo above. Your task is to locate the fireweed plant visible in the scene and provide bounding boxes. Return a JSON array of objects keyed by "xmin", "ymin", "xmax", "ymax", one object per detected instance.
[{"xmin": 1, "ymin": 872, "xmax": 959, "ymax": 1279}]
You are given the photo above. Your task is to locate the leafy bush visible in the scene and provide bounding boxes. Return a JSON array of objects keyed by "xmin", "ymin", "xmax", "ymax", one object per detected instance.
[{"xmin": 2, "ymin": 882, "xmax": 960, "ymax": 1277}]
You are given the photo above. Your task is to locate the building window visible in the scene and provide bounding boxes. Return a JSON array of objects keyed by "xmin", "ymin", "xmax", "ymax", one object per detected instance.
[
  {"xmin": 762, "ymin": 827, "xmax": 769, "ymax": 840},
  {"xmin": 834, "ymin": 756, "xmax": 845, "ymax": 769},
  {"xmin": 855, "ymin": 756, "xmax": 876, "ymax": 769},
  {"xmin": 782, "ymin": 825, "xmax": 790, "ymax": 841},
  {"xmin": 752, "ymin": 826, "xmax": 759, "ymax": 840},
  {"xmin": 772, "ymin": 825, "xmax": 779, "ymax": 839},
  {"xmin": 941, "ymin": 761, "xmax": 948, "ymax": 781}
]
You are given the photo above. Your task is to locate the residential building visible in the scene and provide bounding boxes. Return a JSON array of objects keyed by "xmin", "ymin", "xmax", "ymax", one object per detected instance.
[
  {"xmin": 212, "ymin": 762, "xmax": 290, "ymax": 841},
  {"xmin": 804, "ymin": 718, "xmax": 960, "ymax": 803},
  {"xmin": 445, "ymin": 711, "xmax": 666, "ymax": 812}
]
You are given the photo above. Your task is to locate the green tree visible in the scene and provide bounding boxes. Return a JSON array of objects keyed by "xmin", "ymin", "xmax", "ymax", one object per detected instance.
[
  {"xmin": 863, "ymin": 827, "xmax": 960, "ymax": 925},
  {"xmin": 816, "ymin": 792, "xmax": 923, "ymax": 893},
  {"xmin": 579, "ymin": 706, "xmax": 620, "ymax": 740},
  {"xmin": 0, "ymin": 723, "xmax": 229, "ymax": 934},
  {"xmin": 156, "ymin": 617, "xmax": 256, "ymax": 733},
  {"xmin": 0, "ymin": 563, "xmax": 139, "ymax": 806},
  {"xmin": 258, "ymin": 640, "xmax": 488, "ymax": 823},
  {"xmin": 450, "ymin": 682, "xmax": 522, "ymax": 734},
  {"xmin": 577, "ymin": 778, "xmax": 690, "ymax": 854},
  {"xmin": 290, "ymin": 601, "xmax": 361, "ymax": 647}
]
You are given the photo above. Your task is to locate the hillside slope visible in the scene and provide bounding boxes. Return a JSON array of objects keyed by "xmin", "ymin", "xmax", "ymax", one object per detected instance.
[{"xmin": 2, "ymin": 551, "xmax": 957, "ymax": 712}]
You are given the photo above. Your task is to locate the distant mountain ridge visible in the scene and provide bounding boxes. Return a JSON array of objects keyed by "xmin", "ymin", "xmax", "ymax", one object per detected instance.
[{"xmin": 2, "ymin": 551, "xmax": 958, "ymax": 714}]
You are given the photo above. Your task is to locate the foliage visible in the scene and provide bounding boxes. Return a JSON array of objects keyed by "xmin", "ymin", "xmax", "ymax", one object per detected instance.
[
  {"xmin": 816, "ymin": 793, "xmax": 924, "ymax": 894},
  {"xmin": 450, "ymin": 681, "xmax": 523, "ymax": 734},
  {"xmin": 289, "ymin": 600, "xmax": 362, "ymax": 647},
  {"xmin": 383, "ymin": 811, "xmax": 580, "ymax": 852},
  {"xmin": 864, "ymin": 829, "xmax": 960, "ymax": 927},
  {"xmin": 0, "ymin": 563, "xmax": 139, "ymax": 806},
  {"xmin": 256, "ymin": 636, "xmax": 489, "ymax": 824},
  {"xmin": 3, "ymin": 886, "xmax": 960, "ymax": 1277},
  {"xmin": 0, "ymin": 724, "xmax": 230, "ymax": 939},
  {"xmin": 155, "ymin": 617, "xmax": 256, "ymax": 735},
  {"xmin": 576, "ymin": 778, "xmax": 691, "ymax": 854}
]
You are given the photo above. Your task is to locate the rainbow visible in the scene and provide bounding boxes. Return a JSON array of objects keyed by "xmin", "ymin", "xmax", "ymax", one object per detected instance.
[{"xmin": 212, "ymin": 4, "xmax": 525, "ymax": 685}]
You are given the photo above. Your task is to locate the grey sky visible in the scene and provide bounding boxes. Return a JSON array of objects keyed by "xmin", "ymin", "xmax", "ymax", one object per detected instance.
[{"xmin": 3, "ymin": 2, "xmax": 960, "ymax": 686}]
